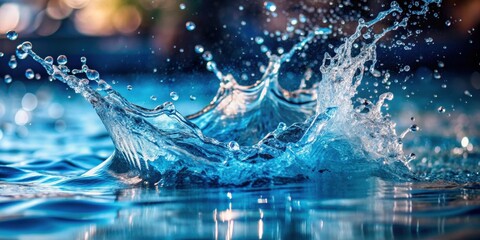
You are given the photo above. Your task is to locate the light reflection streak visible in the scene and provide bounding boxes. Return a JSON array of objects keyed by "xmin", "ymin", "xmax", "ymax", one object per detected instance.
[
  {"xmin": 214, "ymin": 209, "xmax": 218, "ymax": 240},
  {"xmin": 258, "ymin": 219, "xmax": 263, "ymax": 239}
]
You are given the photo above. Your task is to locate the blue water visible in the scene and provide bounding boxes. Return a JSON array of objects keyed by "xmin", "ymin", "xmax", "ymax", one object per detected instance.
[
  {"xmin": 0, "ymin": 77, "xmax": 479, "ymax": 239},
  {"xmin": 2, "ymin": 0, "xmax": 480, "ymax": 238}
]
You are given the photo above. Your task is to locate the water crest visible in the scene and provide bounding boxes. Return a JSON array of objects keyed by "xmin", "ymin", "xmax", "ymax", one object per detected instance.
[{"xmin": 14, "ymin": 1, "xmax": 444, "ymax": 187}]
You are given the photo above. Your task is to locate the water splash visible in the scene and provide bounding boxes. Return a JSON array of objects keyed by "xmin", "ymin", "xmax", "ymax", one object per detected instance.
[{"xmin": 14, "ymin": 1, "xmax": 442, "ymax": 187}]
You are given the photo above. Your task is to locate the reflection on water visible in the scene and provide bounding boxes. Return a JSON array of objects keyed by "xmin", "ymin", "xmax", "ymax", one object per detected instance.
[{"xmin": 63, "ymin": 178, "xmax": 480, "ymax": 240}]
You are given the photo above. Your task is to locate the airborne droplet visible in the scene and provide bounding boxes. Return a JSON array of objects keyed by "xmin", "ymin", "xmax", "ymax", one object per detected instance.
[
  {"xmin": 4, "ymin": 75, "xmax": 12, "ymax": 84},
  {"xmin": 195, "ymin": 45, "xmax": 204, "ymax": 54},
  {"xmin": 86, "ymin": 69, "xmax": 100, "ymax": 80},
  {"xmin": 186, "ymin": 21, "xmax": 196, "ymax": 31},
  {"xmin": 57, "ymin": 55, "xmax": 68, "ymax": 65},
  {"xmin": 202, "ymin": 51, "xmax": 213, "ymax": 61},
  {"xmin": 8, "ymin": 56, "xmax": 17, "ymax": 69},
  {"xmin": 6, "ymin": 30, "xmax": 18, "ymax": 40},
  {"xmin": 170, "ymin": 91, "xmax": 179, "ymax": 101},
  {"xmin": 25, "ymin": 69, "xmax": 35, "ymax": 80},
  {"xmin": 264, "ymin": 1, "xmax": 277, "ymax": 12}
]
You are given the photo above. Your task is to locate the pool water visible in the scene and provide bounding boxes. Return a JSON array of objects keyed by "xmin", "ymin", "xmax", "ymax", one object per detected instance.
[{"xmin": 0, "ymin": 78, "xmax": 479, "ymax": 239}]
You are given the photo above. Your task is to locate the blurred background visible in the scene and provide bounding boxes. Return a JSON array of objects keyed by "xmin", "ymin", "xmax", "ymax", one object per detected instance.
[{"xmin": 0, "ymin": 0, "xmax": 478, "ymax": 75}]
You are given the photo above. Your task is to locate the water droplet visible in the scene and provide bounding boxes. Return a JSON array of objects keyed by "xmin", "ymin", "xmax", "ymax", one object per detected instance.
[
  {"xmin": 127, "ymin": 85, "xmax": 133, "ymax": 91},
  {"xmin": 189, "ymin": 95, "xmax": 196, "ymax": 101},
  {"xmin": 299, "ymin": 14, "xmax": 307, "ymax": 23},
  {"xmin": 57, "ymin": 55, "xmax": 68, "ymax": 65},
  {"xmin": 16, "ymin": 45, "xmax": 28, "ymax": 60},
  {"xmin": 277, "ymin": 47, "xmax": 284, "ymax": 54},
  {"xmin": 241, "ymin": 73, "xmax": 248, "ymax": 81},
  {"xmin": 202, "ymin": 51, "xmax": 213, "ymax": 61},
  {"xmin": 264, "ymin": 1, "xmax": 277, "ymax": 12},
  {"xmin": 441, "ymin": 84, "xmax": 447, "ymax": 88},
  {"xmin": 410, "ymin": 124, "xmax": 419, "ymax": 132},
  {"xmin": 371, "ymin": 69, "xmax": 382, "ymax": 78},
  {"xmin": 170, "ymin": 91, "xmax": 179, "ymax": 101},
  {"xmin": 410, "ymin": 117, "xmax": 415, "ymax": 121},
  {"xmin": 228, "ymin": 141, "xmax": 240, "ymax": 151},
  {"xmin": 206, "ymin": 61, "xmax": 216, "ymax": 71},
  {"xmin": 0, "ymin": 52, "xmax": 3, "ymax": 57},
  {"xmin": 195, "ymin": 45, "xmax": 204, "ymax": 54},
  {"xmin": 424, "ymin": 37, "xmax": 433, "ymax": 43},
  {"xmin": 6, "ymin": 30, "xmax": 18, "ymax": 40},
  {"xmin": 437, "ymin": 61, "xmax": 445, "ymax": 68},
  {"xmin": 44, "ymin": 56, "xmax": 53, "ymax": 65},
  {"xmin": 239, "ymin": 5, "xmax": 244, "ymax": 11},
  {"xmin": 255, "ymin": 36, "xmax": 264, "ymax": 45},
  {"xmin": 97, "ymin": 80, "xmax": 111, "ymax": 91},
  {"xmin": 8, "ymin": 56, "xmax": 17, "ymax": 69},
  {"xmin": 186, "ymin": 21, "xmax": 196, "ymax": 31},
  {"xmin": 289, "ymin": 18, "xmax": 298, "ymax": 25},
  {"xmin": 437, "ymin": 106, "xmax": 445, "ymax": 113},
  {"xmin": 433, "ymin": 70, "xmax": 441, "ymax": 79},
  {"xmin": 464, "ymin": 90, "xmax": 473, "ymax": 97},
  {"xmin": 260, "ymin": 45, "xmax": 269, "ymax": 53},
  {"xmin": 4, "ymin": 75, "xmax": 12, "ymax": 84},
  {"xmin": 86, "ymin": 69, "xmax": 100, "ymax": 80},
  {"xmin": 20, "ymin": 41, "xmax": 32, "ymax": 51},
  {"xmin": 80, "ymin": 56, "xmax": 87, "ymax": 63},
  {"xmin": 179, "ymin": 3, "xmax": 186, "ymax": 10},
  {"xmin": 25, "ymin": 69, "xmax": 34, "ymax": 79},
  {"xmin": 403, "ymin": 65, "xmax": 410, "ymax": 72},
  {"xmin": 445, "ymin": 20, "xmax": 451, "ymax": 27},
  {"xmin": 150, "ymin": 95, "xmax": 157, "ymax": 101},
  {"xmin": 35, "ymin": 73, "xmax": 41, "ymax": 80}
]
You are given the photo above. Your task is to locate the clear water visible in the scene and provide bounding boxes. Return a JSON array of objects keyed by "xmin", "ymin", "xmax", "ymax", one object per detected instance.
[
  {"xmin": 1, "ymin": 81, "xmax": 479, "ymax": 239},
  {"xmin": 1, "ymin": 0, "xmax": 480, "ymax": 239}
]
